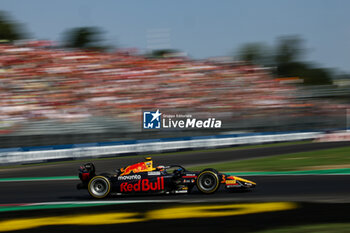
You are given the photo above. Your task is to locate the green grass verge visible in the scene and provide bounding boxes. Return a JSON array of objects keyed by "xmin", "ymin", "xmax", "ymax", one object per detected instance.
[
  {"xmin": 0, "ymin": 140, "xmax": 311, "ymax": 170},
  {"xmin": 256, "ymin": 223, "xmax": 350, "ymax": 233},
  {"xmin": 189, "ymin": 146, "xmax": 350, "ymax": 172}
]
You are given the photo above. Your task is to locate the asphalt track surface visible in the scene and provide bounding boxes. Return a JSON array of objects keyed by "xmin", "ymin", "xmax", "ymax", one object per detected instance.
[
  {"xmin": 0, "ymin": 141, "xmax": 350, "ymax": 204},
  {"xmin": 1, "ymin": 141, "xmax": 350, "ymax": 232},
  {"xmin": 1, "ymin": 175, "xmax": 350, "ymax": 204},
  {"xmin": 2, "ymin": 202, "xmax": 350, "ymax": 233},
  {"xmin": 1, "ymin": 141, "xmax": 350, "ymax": 178}
]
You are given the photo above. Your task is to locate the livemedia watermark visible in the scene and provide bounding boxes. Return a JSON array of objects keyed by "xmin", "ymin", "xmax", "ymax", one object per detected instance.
[{"xmin": 142, "ymin": 109, "xmax": 222, "ymax": 130}]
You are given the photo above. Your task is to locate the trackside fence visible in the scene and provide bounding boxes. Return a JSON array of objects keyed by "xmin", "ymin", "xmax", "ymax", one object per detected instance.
[{"xmin": 0, "ymin": 131, "xmax": 323, "ymax": 165}]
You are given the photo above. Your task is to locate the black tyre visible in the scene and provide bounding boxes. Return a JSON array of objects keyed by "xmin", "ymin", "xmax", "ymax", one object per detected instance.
[
  {"xmin": 88, "ymin": 176, "xmax": 111, "ymax": 198},
  {"xmin": 196, "ymin": 169, "xmax": 220, "ymax": 194},
  {"xmin": 201, "ymin": 168, "xmax": 219, "ymax": 174}
]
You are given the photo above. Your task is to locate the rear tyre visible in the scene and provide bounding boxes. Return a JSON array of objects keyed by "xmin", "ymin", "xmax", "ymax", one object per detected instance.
[
  {"xmin": 196, "ymin": 169, "xmax": 220, "ymax": 194},
  {"xmin": 88, "ymin": 176, "xmax": 111, "ymax": 198}
]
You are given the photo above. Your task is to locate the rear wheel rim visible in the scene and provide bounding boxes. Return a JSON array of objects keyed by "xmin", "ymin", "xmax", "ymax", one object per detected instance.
[{"xmin": 90, "ymin": 178, "xmax": 109, "ymax": 197}]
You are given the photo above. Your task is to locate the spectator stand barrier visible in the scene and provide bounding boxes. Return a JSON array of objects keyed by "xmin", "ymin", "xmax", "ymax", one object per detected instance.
[{"xmin": 0, "ymin": 131, "xmax": 323, "ymax": 165}]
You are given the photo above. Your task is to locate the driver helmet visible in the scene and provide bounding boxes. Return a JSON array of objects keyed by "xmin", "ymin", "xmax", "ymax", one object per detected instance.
[{"xmin": 156, "ymin": 165, "xmax": 165, "ymax": 171}]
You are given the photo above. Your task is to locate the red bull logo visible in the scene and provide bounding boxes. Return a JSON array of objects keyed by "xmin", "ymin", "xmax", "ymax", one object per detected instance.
[
  {"xmin": 121, "ymin": 162, "xmax": 148, "ymax": 176},
  {"xmin": 120, "ymin": 177, "xmax": 164, "ymax": 192}
]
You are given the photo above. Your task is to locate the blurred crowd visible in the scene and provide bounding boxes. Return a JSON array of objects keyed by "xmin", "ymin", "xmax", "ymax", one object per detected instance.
[{"xmin": 0, "ymin": 41, "xmax": 345, "ymax": 134}]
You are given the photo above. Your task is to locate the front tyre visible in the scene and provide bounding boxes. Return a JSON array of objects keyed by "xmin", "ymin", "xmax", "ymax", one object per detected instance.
[
  {"xmin": 196, "ymin": 170, "xmax": 220, "ymax": 194},
  {"xmin": 88, "ymin": 176, "xmax": 111, "ymax": 198}
]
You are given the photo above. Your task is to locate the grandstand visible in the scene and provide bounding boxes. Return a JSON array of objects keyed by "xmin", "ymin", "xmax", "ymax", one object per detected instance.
[{"xmin": 0, "ymin": 41, "xmax": 347, "ymax": 147}]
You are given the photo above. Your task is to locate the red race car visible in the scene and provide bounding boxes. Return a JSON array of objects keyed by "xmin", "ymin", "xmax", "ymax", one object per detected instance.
[{"xmin": 77, "ymin": 157, "xmax": 256, "ymax": 198}]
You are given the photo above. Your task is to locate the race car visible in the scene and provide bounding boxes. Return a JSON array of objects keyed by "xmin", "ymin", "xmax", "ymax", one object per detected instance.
[{"xmin": 77, "ymin": 157, "xmax": 256, "ymax": 198}]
